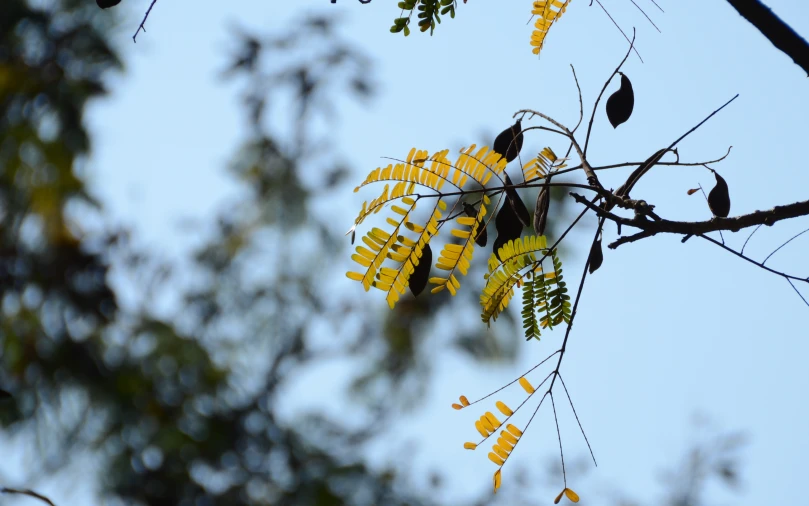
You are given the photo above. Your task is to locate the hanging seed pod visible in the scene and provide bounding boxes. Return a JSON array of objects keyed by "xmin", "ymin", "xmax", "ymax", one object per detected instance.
[
  {"xmin": 588, "ymin": 237, "xmax": 603, "ymax": 274},
  {"xmin": 493, "ymin": 198, "xmax": 523, "ymax": 260},
  {"xmin": 409, "ymin": 243, "xmax": 432, "ymax": 297},
  {"xmin": 707, "ymin": 170, "xmax": 731, "ymax": 218},
  {"xmin": 605, "ymin": 148, "xmax": 668, "ymax": 212},
  {"xmin": 492, "ymin": 119, "xmax": 524, "ymax": 163},
  {"xmin": 533, "ymin": 174, "xmax": 552, "ymax": 236},
  {"xmin": 606, "ymin": 72, "xmax": 634, "ymax": 129},
  {"xmin": 463, "ymin": 203, "xmax": 488, "ymax": 247},
  {"xmin": 96, "ymin": 0, "xmax": 122, "ymax": 8},
  {"xmin": 504, "ymin": 173, "xmax": 532, "ymax": 227}
]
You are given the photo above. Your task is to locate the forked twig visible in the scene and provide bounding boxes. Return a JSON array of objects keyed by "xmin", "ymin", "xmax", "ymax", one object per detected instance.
[{"xmin": 133, "ymin": 0, "xmax": 159, "ymax": 42}]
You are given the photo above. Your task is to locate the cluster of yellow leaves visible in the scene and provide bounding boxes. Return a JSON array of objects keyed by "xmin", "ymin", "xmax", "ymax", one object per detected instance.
[
  {"xmin": 481, "ymin": 235, "xmax": 549, "ymax": 324},
  {"xmin": 523, "ymin": 146, "xmax": 566, "ymax": 182},
  {"xmin": 429, "ymin": 195, "xmax": 489, "ymax": 296},
  {"xmin": 530, "ymin": 0, "xmax": 572, "ymax": 55},
  {"xmin": 452, "ymin": 376, "xmax": 580, "ymax": 502},
  {"xmin": 347, "ymin": 146, "xmax": 509, "ymax": 307}
]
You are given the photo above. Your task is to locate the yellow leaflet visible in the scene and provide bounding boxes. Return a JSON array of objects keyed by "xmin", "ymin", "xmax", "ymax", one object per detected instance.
[
  {"xmin": 495, "ymin": 401, "xmax": 513, "ymax": 417},
  {"xmin": 346, "ymin": 272, "xmax": 364, "ymax": 282},
  {"xmin": 500, "ymin": 430, "xmax": 517, "ymax": 445},
  {"xmin": 492, "ymin": 445, "xmax": 509, "ymax": 460},
  {"xmin": 519, "ymin": 377, "xmax": 535, "ymax": 394},
  {"xmin": 464, "ymin": 442, "xmax": 477, "ymax": 450},
  {"xmin": 493, "ymin": 469, "xmax": 502, "ymax": 492},
  {"xmin": 506, "ymin": 424, "xmax": 523, "ymax": 438},
  {"xmin": 497, "ymin": 436, "xmax": 513, "ymax": 451},
  {"xmin": 488, "ymin": 452, "xmax": 505, "ymax": 466}
]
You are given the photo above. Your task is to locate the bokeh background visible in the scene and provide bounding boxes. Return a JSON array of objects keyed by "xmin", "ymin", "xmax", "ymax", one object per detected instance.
[{"xmin": 1, "ymin": 1, "xmax": 808, "ymax": 505}]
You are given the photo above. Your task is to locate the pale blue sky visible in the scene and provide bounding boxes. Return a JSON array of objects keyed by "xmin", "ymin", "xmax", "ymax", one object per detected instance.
[{"xmin": 61, "ymin": 0, "xmax": 809, "ymax": 504}]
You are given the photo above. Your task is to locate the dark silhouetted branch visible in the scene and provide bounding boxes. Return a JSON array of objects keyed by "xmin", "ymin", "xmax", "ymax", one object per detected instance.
[
  {"xmin": 725, "ymin": 0, "xmax": 809, "ymax": 76},
  {"xmin": 2, "ymin": 487, "xmax": 56, "ymax": 506},
  {"xmin": 133, "ymin": 0, "xmax": 158, "ymax": 42}
]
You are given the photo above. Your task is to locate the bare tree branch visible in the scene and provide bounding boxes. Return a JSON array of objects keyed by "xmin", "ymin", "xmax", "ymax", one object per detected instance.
[
  {"xmin": 1, "ymin": 487, "xmax": 57, "ymax": 506},
  {"xmin": 569, "ymin": 192, "xmax": 809, "ymax": 245},
  {"xmin": 133, "ymin": 0, "xmax": 159, "ymax": 42},
  {"xmin": 725, "ymin": 0, "xmax": 809, "ymax": 76}
]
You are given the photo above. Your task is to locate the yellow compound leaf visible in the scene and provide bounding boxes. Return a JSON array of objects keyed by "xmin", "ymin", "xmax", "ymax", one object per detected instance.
[
  {"xmin": 464, "ymin": 442, "xmax": 477, "ymax": 450},
  {"xmin": 493, "ymin": 469, "xmax": 502, "ymax": 492},
  {"xmin": 564, "ymin": 488, "xmax": 580, "ymax": 503},
  {"xmin": 495, "ymin": 400, "xmax": 513, "ymax": 417},
  {"xmin": 519, "ymin": 377, "xmax": 535, "ymax": 394},
  {"xmin": 488, "ymin": 452, "xmax": 505, "ymax": 466}
]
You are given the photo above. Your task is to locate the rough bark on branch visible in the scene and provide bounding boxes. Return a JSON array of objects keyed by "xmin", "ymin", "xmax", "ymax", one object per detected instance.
[
  {"xmin": 725, "ymin": 0, "xmax": 809, "ymax": 76},
  {"xmin": 569, "ymin": 193, "xmax": 809, "ymax": 245}
]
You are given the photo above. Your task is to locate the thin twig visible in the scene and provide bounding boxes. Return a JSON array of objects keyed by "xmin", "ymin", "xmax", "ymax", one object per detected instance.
[
  {"xmin": 594, "ymin": 2, "xmax": 643, "ymax": 62},
  {"xmin": 552, "ymin": 146, "xmax": 733, "ymax": 179},
  {"xmin": 762, "ymin": 226, "xmax": 809, "ymax": 265},
  {"xmin": 628, "ymin": 0, "xmax": 661, "ymax": 32},
  {"xmin": 787, "ymin": 279, "xmax": 809, "ymax": 307},
  {"xmin": 1, "ymin": 488, "xmax": 56, "ymax": 506},
  {"xmin": 558, "ymin": 374, "xmax": 597, "ymax": 466},
  {"xmin": 545, "ymin": 222, "xmax": 602, "ymax": 401},
  {"xmin": 647, "ymin": 0, "xmax": 664, "ymax": 13},
  {"xmin": 517, "ymin": 110, "xmax": 601, "ymax": 188},
  {"xmin": 570, "ymin": 65, "xmax": 584, "ymax": 134},
  {"xmin": 698, "ymin": 233, "xmax": 808, "ymax": 284},
  {"xmin": 550, "ymin": 392, "xmax": 568, "ymax": 487},
  {"xmin": 133, "ymin": 0, "xmax": 159, "ymax": 43},
  {"xmin": 741, "ymin": 223, "xmax": 762, "ymax": 255}
]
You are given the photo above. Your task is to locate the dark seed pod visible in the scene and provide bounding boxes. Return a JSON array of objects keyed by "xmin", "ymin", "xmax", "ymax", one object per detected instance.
[
  {"xmin": 533, "ymin": 174, "xmax": 552, "ymax": 236},
  {"xmin": 605, "ymin": 148, "xmax": 668, "ymax": 212},
  {"xmin": 409, "ymin": 243, "xmax": 432, "ymax": 297},
  {"xmin": 493, "ymin": 197, "xmax": 523, "ymax": 259},
  {"xmin": 606, "ymin": 72, "xmax": 634, "ymax": 129},
  {"xmin": 588, "ymin": 238, "xmax": 604, "ymax": 274},
  {"xmin": 504, "ymin": 173, "xmax": 532, "ymax": 227},
  {"xmin": 463, "ymin": 203, "xmax": 488, "ymax": 247},
  {"xmin": 708, "ymin": 170, "xmax": 731, "ymax": 218},
  {"xmin": 492, "ymin": 119, "xmax": 524, "ymax": 163},
  {"xmin": 97, "ymin": 0, "xmax": 122, "ymax": 8}
]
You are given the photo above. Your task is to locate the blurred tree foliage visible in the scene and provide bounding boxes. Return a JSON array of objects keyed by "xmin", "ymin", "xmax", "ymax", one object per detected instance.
[{"xmin": 0, "ymin": 2, "xmax": 513, "ymax": 505}]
